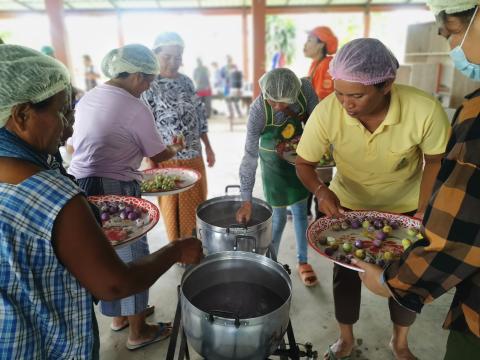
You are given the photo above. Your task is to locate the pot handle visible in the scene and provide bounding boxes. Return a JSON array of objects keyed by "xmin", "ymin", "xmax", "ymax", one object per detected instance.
[
  {"xmin": 224, "ymin": 185, "xmax": 241, "ymax": 195},
  {"xmin": 207, "ymin": 310, "xmax": 241, "ymax": 329},
  {"xmin": 226, "ymin": 223, "xmax": 247, "ymax": 234},
  {"xmin": 234, "ymin": 235, "xmax": 257, "ymax": 253}
]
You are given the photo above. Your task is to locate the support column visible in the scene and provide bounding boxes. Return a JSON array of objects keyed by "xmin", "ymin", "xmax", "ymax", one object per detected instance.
[
  {"xmin": 116, "ymin": 11, "xmax": 125, "ymax": 47},
  {"xmin": 252, "ymin": 0, "xmax": 266, "ymax": 98},
  {"xmin": 363, "ymin": 6, "xmax": 371, "ymax": 37},
  {"xmin": 242, "ymin": 8, "xmax": 249, "ymax": 84},
  {"xmin": 45, "ymin": 0, "xmax": 70, "ymax": 69}
]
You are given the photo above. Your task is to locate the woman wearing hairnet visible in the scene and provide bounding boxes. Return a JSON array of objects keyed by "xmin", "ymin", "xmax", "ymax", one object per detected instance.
[
  {"xmin": 142, "ymin": 32, "xmax": 215, "ymax": 245},
  {"xmin": 236, "ymin": 68, "xmax": 319, "ymax": 286},
  {"xmin": 68, "ymin": 44, "xmax": 188, "ymax": 350},
  {"xmin": 357, "ymin": 1, "xmax": 480, "ymax": 359},
  {"xmin": 0, "ymin": 45, "xmax": 202, "ymax": 358},
  {"xmin": 296, "ymin": 38, "xmax": 451, "ymax": 359}
]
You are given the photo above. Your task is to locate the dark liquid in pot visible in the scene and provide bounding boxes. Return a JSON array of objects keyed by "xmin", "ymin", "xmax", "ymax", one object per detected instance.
[{"xmin": 190, "ymin": 282, "xmax": 285, "ymax": 318}]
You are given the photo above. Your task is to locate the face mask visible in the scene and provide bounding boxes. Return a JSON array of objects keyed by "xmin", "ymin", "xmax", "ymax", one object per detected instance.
[{"xmin": 449, "ymin": 6, "xmax": 480, "ymax": 81}]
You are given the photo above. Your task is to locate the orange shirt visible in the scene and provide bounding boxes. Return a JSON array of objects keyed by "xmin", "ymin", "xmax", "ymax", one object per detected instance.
[{"xmin": 308, "ymin": 56, "xmax": 334, "ymax": 100}]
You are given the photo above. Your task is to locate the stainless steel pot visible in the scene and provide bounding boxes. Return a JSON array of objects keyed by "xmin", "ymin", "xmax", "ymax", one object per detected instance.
[
  {"xmin": 196, "ymin": 185, "xmax": 272, "ymax": 255},
  {"xmin": 181, "ymin": 251, "xmax": 292, "ymax": 360}
]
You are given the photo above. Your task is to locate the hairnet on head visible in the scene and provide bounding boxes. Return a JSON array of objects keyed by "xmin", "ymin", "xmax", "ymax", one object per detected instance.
[
  {"xmin": 0, "ymin": 45, "xmax": 70, "ymax": 128},
  {"xmin": 101, "ymin": 44, "xmax": 159, "ymax": 79},
  {"xmin": 153, "ymin": 32, "xmax": 185, "ymax": 51},
  {"xmin": 329, "ymin": 38, "xmax": 399, "ymax": 86},
  {"xmin": 427, "ymin": 0, "xmax": 479, "ymax": 15},
  {"xmin": 259, "ymin": 68, "xmax": 301, "ymax": 104},
  {"xmin": 309, "ymin": 26, "xmax": 338, "ymax": 54}
]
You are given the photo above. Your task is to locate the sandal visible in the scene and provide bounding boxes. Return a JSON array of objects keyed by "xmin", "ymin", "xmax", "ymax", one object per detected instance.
[
  {"xmin": 297, "ymin": 263, "xmax": 318, "ymax": 287},
  {"xmin": 126, "ymin": 322, "xmax": 172, "ymax": 350},
  {"xmin": 324, "ymin": 344, "xmax": 351, "ymax": 360}
]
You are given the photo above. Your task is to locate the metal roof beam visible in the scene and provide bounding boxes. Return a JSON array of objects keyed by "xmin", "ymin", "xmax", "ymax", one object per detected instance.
[{"xmin": 12, "ymin": 0, "xmax": 35, "ymax": 10}]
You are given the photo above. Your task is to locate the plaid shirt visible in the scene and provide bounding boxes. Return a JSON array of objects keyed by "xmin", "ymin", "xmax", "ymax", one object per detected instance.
[
  {"xmin": 0, "ymin": 170, "xmax": 94, "ymax": 359},
  {"xmin": 384, "ymin": 88, "xmax": 480, "ymax": 337}
]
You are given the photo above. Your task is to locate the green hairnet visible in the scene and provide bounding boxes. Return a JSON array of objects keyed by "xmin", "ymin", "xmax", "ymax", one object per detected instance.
[
  {"xmin": 0, "ymin": 45, "xmax": 70, "ymax": 128},
  {"xmin": 427, "ymin": 0, "xmax": 479, "ymax": 15},
  {"xmin": 259, "ymin": 68, "xmax": 301, "ymax": 104},
  {"xmin": 153, "ymin": 32, "xmax": 185, "ymax": 51},
  {"xmin": 101, "ymin": 44, "xmax": 159, "ymax": 79}
]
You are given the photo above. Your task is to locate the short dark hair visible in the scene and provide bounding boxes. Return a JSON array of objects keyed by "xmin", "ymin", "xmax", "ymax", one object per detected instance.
[
  {"xmin": 437, "ymin": 6, "xmax": 477, "ymax": 25},
  {"xmin": 373, "ymin": 81, "xmax": 388, "ymax": 89}
]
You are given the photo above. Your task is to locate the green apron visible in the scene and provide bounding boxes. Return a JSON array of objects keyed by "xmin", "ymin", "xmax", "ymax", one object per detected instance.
[{"xmin": 259, "ymin": 92, "xmax": 309, "ymax": 207}]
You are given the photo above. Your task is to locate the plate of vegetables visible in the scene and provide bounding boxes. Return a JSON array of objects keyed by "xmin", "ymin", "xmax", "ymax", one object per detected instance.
[
  {"xmin": 275, "ymin": 136, "xmax": 335, "ymax": 168},
  {"xmin": 88, "ymin": 195, "xmax": 159, "ymax": 248},
  {"xmin": 141, "ymin": 167, "xmax": 201, "ymax": 196},
  {"xmin": 307, "ymin": 210, "xmax": 423, "ymax": 272}
]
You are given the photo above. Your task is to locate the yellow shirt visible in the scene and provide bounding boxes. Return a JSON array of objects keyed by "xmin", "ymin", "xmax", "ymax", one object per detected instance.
[{"xmin": 297, "ymin": 84, "xmax": 451, "ymax": 213}]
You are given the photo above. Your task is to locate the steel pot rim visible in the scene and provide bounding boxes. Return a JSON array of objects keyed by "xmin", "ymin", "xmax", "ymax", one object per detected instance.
[{"xmin": 181, "ymin": 251, "xmax": 292, "ymax": 325}]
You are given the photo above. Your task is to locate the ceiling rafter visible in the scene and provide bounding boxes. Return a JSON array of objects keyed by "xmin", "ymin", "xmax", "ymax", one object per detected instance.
[{"xmin": 12, "ymin": 0, "xmax": 35, "ymax": 10}]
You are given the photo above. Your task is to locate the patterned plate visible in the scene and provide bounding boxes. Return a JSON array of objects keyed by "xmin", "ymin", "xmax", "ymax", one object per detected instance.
[
  {"xmin": 307, "ymin": 210, "xmax": 422, "ymax": 272},
  {"xmin": 275, "ymin": 137, "xmax": 335, "ymax": 169},
  {"xmin": 88, "ymin": 195, "xmax": 160, "ymax": 248},
  {"xmin": 141, "ymin": 167, "xmax": 201, "ymax": 196}
]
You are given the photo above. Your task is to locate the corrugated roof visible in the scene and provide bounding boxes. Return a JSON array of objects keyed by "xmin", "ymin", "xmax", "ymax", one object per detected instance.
[{"xmin": 0, "ymin": 0, "xmax": 426, "ymax": 12}]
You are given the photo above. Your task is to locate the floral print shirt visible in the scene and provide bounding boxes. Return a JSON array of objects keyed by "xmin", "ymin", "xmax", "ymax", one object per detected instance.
[{"xmin": 141, "ymin": 74, "xmax": 208, "ymax": 160}]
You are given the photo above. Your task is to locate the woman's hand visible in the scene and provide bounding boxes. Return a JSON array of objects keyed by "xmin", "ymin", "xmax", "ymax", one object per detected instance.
[
  {"xmin": 315, "ymin": 186, "xmax": 344, "ymax": 218},
  {"xmin": 236, "ymin": 201, "xmax": 252, "ymax": 224},
  {"xmin": 206, "ymin": 147, "xmax": 215, "ymax": 167},
  {"xmin": 172, "ymin": 134, "xmax": 185, "ymax": 152},
  {"xmin": 351, "ymin": 259, "xmax": 390, "ymax": 297}
]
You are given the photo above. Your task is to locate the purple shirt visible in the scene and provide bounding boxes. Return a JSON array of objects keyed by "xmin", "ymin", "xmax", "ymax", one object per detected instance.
[{"xmin": 69, "ymin": 84, "xmax": 166, "ymax": 182}]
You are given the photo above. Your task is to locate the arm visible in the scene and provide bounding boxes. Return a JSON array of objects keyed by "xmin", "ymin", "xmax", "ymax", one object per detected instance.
[
  {"xmin": 296, "ymin": 155, "xmax": 343, "ymax": 217},
  {"xmin": 200, "ymin": 133, "xmax": 215, "ymax": 167},
  {"xmin": 53, "ymin": 195, "xmax": 203, "ymax": 301},
  {"xmin": 416, "ymin": 153, "xmax": 444, "ymax": 218},
  {"xmin": 236, "ymin": 99, "xmax": 265, "ymax": 223},
  {"xmin": 295, "ymin": 106, "xmax": 343, "ymax": 217},
  {"xmin": 301, "ymin": 78, "xmax": 319, "ymax": 115}
]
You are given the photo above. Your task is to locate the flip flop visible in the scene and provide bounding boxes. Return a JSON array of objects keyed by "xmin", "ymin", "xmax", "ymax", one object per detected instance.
[
  {"xmin": 324, "ymin": 344, "xmax": 351, "ymax": 360},
  {"xmin": 297, "ymin": 263, "xmax": 319, "ymax": 287},
  {"xmin": 110, "ymin": 305, "xmax": 156, "ymax": 331},
  {"xmin": 126, "ymin": 322, "xmax": 172, "ymax": 351}
]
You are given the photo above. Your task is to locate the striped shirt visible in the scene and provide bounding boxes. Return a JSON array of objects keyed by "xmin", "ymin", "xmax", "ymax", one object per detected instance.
[
  {"xmin": 385, "ymin": 88, "xmax": 480, "ymax": 337},
  {"xmin": 0, "ymin": 170, "xmax": 94, "ymax": 359}
]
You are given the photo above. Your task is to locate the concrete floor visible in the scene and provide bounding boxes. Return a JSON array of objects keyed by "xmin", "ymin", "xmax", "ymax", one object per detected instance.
[{"xmin": 97, "ymin": 113, "xmax": 453, "ymax": 360}]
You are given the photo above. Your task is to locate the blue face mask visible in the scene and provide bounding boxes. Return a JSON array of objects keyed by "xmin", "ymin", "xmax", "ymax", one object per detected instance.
[{"xmin": 449, "ymin": 6, "xmax": 480, "ymax": 81}]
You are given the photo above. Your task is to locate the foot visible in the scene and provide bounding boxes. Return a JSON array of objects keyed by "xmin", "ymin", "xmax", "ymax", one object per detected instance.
[
  {"xmin": 324, "ymin": 338, "xmax": 354, "ymax": 359},
  {"xmin": 111, "ymin": 316, "xmax": 128, "ymax": 331},
  {"xmin": 297, "ymin": 263, "xmax": 318, "ymax": 287},
  {"xmin": 389, "ymin": 338, "xmax": 416, "ymax": 360},
  {"xmin": 110, "ymin": 305, "xmax": 155, "ymax": 331},
  {"xmin": 127, "ymin": 322, "xmax": 171, "ymax": 346}
]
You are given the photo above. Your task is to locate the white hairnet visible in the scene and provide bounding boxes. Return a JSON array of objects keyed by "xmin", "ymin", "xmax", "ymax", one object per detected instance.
[
  {"xmin": 153, "ymin": 32, "xmax": 185, "ymax": 50},
  {"xmin": 0, "ymin": 45, "xmax": 70, "ymax": 128},
  {"xmin": 101, "ymin": 44, "xmax": 159, "ymax": 79},
  {"xmin": 329, "ymin": 38, "xmax": 399, "ymax": 86},
  {"xmin": 427, "ymin": 0, "xmax": 479, "ymax": 15},
  {"xmin": 259, "ymin": 68, "xmax": 301, "ymax": 104}
]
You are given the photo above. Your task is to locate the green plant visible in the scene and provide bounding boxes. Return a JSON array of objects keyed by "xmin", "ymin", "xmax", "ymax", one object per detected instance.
[{"xmin": 266, "ymin": 15, "xmax": 296, "ymax": 67}]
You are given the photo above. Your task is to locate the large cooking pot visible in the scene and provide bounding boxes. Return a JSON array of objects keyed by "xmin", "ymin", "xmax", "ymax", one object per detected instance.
[
  {"xmin": 181, "ymin": 251, "xmax": 291, "ymax": 360},
  {"xmin": 196, "ymin": 185, "xmax": 272, "ymax": 255}
]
